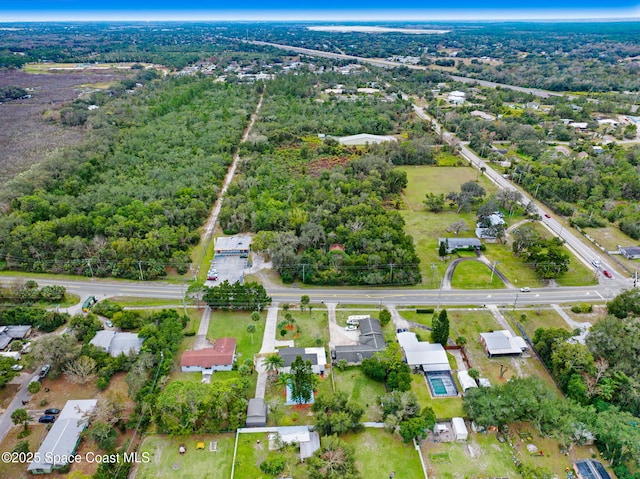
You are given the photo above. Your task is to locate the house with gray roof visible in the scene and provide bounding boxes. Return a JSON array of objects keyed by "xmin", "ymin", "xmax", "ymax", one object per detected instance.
[
  {"xmin": 480, "ymin": 330, "xmax": 527, "ymax": 358},
  {"xmin": 89, "ymin": 331, "xmax": 144, "ymax": 357},
  {"xmin": 620, "ymin": 246, "xmax": 640, "ymax": 260},
  {"xmin": 0, "ymin": 325, "xmax": 31, "ymax": 351},
  {"xmin": 28, "ymin": 399, "xmax": 97, "ymax": 474},
  {"xmin": 333, "ymin": 317, "xmax": 386, "ymax": 364},
  {"xmin": 214, "ymin": 236, "xmax": 251, "ymax": 256},
  {"xmin": 278, "ymin": 347, "xmax": 326, "ymax": 375},
  {"xmin": 438, "ymin": 238, "xmax": 481, "ymax": 254}
]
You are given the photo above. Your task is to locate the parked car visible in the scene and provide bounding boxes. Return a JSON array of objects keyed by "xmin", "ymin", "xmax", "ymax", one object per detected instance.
[
  {"xmin": 39, "ymin": 364, "xmax": 51, "ymax": 378},
  {"xmin": 344, "ymin": 325, "xmax": 358, "ymax": 331},
  {"xmin": 396, "ymin": 328, "xmax": 409, "ymax": 334},
  {"xmin": 520, "ymin": 287, "xmax": 531, "ymax": 292},
  {"xmin": 603, "ymin": 270, "xmax": 613, "ymax": 278},
  {"xmin": 38, "ymin": 415, "xmax": 56, "ymax": 423},
  {"xmin": 44, "ymin": 408, "xmax": 61, "ymax": 415},
  {"xmin": 104, "ymin": 320, "xmax": 113, "ymax": 328},
  {"xmin": 11, "ymin": 364, "xmax": 23, "ymax": 371}
]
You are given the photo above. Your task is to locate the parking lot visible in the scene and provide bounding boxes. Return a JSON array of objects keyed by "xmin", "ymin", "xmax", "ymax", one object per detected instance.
[{"xmin": 204, "ymin": 255, "xmax": 249, "ymax": 287}]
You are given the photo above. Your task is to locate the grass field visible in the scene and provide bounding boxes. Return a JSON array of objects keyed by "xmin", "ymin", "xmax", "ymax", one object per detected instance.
[
  {"xmin": 504, "ymin": 307, "xmax": 573, "ymax": 339},
  {"xmin": 343, "ymin": 429, "xmax": 425, "ymax": 479},
  {"xmin": 332, "ymin": 367, "xmax": 387, "ymax": 421},
  {"xmin": 206, "ymin": 310, "xmax": 267, "ymax": 360},
  {"xmin": 109, "ymin": 296, "xmax": 187, "ymax": 308},
  {"xmin": 276, "ymin": 309, "xmax": 329, "ymax": 348},
  {"xmin": 584, "ymin": 225, "xmax": 639, "ymax": 273},
  {"xmin": 450, "ymin": 260, "xmax": 506, "ymax": 289},
  {"xmin": 136, "ymin": 433, "xmax": 235, "ymax": 479},
  {"xmin": 423, "ymin": 431, "xmax": 519, "ymax": 479}
]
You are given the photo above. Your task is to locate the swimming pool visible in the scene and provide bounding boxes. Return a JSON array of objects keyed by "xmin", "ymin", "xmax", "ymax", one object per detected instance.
[{"xmin": 426, "ymin": 372, "xmax": 458, "ymax": 397}]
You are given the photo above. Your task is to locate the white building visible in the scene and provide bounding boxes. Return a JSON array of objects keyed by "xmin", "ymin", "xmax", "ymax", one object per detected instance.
[
  {"xmin": 480, "ymin": 330, "xmax": 528, "ymax": 357},
  {"xmin": 452, "ymin": 417, "xmax": 468, "ymax": 441},
  {"xmin": 397, "ymin": 331, "xmax": 450, "ymax": 372},
  {"xmin": 448, "ymin": 91, "xmax": 466, "ymax": 105},
  {"xmin": 337, "ymin": 133, "xmax": 397, "ymax": 146},
  {"xmin": 457, "ymin": 370, "xmax": 478, "ymax": 393},
  {"xmin": 89, "ymin": 331, "xmax": 144, "ymax": 357},
  {"xmin": 28, "ymin": 400, "xmax": 97, "ymax": 474}
]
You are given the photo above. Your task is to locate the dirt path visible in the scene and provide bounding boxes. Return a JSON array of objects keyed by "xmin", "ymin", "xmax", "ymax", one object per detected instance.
[{"xmin": 195, "ymin": 91, "xmax": 265, "ymax": 276}]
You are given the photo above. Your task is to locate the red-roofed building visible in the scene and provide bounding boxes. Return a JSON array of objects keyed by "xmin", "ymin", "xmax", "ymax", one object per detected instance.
[{"xmin": 181, "ymin": 338, "xmax": 236, "ymax": 373}]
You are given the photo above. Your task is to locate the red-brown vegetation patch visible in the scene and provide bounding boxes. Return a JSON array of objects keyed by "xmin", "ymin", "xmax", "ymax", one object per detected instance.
[{"xmin": 306, "ymin": 155, "xmax": 352, "ymax": 175}]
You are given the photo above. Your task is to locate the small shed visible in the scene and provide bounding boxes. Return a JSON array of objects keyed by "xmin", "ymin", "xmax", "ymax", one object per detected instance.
[
  {"xmin": 451, "ymin": 417, "xmax": 468, "ymax": 441},
  {"xmin": 246, "ymin": 398, "xmax": 267, "ymax": 427},
  {"xmin": 457, "ymin": 370, "xmax": 478, "ymax": 393}
]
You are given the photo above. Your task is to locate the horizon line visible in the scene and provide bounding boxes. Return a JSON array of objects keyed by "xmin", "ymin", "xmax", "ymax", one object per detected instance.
[{"xmin": 2, "ymin": 8, "xmax": 640, "ymax": 23}]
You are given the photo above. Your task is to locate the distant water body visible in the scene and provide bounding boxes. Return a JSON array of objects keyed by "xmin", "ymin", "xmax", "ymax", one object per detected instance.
[{"xmin": 307, "ymin": 26, "xmax": 450, "ymax": 34}]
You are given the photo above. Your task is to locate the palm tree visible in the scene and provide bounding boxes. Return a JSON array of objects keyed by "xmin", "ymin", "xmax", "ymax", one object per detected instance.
[{"xmin": 263, "ymin": 354, "xmax": 285, "ymax": 376}]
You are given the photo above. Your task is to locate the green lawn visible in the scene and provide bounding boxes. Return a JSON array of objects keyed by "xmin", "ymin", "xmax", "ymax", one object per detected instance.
[
  {"xmin": 207, "ymin": 310, "xmax": 267, "ymax": 360},
  {"xmin": 136, "ymin": 433, "xmax": 235, "ymax": 479},
  {"xmin": 503, "ymin": 307, "xmax": 572, "ymax": 339},
  {"xmin": 343, "ymin": 429, "xmax": 425, "ymax": 479},
  {"xmin": 276, "ymin": 309, "xmax": 329, "ymax": 348},
  {"xmin": 109, "ymin": 296, "xmax": 187, "ymax": 308},
  {"xmin": 424, "ymin": 432, "xmax": 519, "ymax": 479},
  {"xmin": 399, "ymin": 310, "xmax": 434, "ymax": 327},
  {"xmin": 398, "ymin": 165, "xmax": 498, "ymax": 287},
  {"xmin": 233, "ymin": 432, "xmax": 308, "ymax": 479},
  {"xmin": 332, "ymin": 367, "xmax": 387, "ymax": 421},
  {"xmin": 450, "ymin": 260, "xmax": 506, "ymax": 289}
]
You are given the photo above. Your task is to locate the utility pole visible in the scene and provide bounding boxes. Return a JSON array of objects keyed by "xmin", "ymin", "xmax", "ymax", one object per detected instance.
[
  {"xmin": 302, "ymin": 264, "xmax": 307, "ymax": 284},
  {"xmin": 513, "ymin": 293, "xmax": 519, "ymax": 310},
  {"xmin": 86, "ymin": 259, "xmax": 94, "ymax": 279},
  {"xmin": 389, "ymin": 263, "xmax": 394, "ymax": 284},
  {"xmin": 635, "ymin": 270, "xmax": 638, "ymax": 288},
  {"xmin": 137, "ymin": 260, "xmax": 144, "ymax": 281}
]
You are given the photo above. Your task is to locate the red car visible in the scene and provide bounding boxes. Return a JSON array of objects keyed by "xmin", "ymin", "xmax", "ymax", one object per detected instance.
[
  {"xmin": 603, "ymin": 270, "xmax": 612, "ymax": 278},
  {"xmin": 544, "ymin": 214, "xmax": 551, "ymax": 218}
]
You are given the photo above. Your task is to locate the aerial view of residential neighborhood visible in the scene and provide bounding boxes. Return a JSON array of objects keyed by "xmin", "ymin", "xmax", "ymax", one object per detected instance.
[{"xmin": 1, "ymin": 4, "xmax": 640, "ymax": 479}]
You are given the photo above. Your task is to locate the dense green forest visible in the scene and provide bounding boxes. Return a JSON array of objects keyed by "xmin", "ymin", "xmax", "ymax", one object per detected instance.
[
  {"xmin": 0, "ymin": 75, "xmax": 258, "ymax": 278},
  {"xmin": 220, "ymin": 74, "xmax": 423, "ymax": 285}
]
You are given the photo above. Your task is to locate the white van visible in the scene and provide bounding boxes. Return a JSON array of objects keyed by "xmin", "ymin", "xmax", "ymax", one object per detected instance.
[{"xmin": 346, "ymin": 315, "xmax": 370, "ymax": 325}]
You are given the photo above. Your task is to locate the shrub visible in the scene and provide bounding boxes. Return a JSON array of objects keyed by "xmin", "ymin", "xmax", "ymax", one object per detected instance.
[
  {"xmin": 571, "ymin": 303, "xmax": 593, "ymax": 314},
  {"xmin": 183, "ymin": 329, "xmax": 196, "ymax": 337},
  {"xmin": 260, "ymin": 456, "xmax": 287, "ymax": 476},
  {"xmin": 27, "ymin": 381, "xmax": 41, "ymax": 394},
  {"xmin": 416, "ymin": 308, "xmax": 434, "ymax": 314}
]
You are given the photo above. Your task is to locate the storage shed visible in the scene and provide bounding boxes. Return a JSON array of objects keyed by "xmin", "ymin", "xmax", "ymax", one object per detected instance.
[
  {"xmin": 246, "ymin": 398, "xmax": 267, "ymax": 427},
  {"xmin": 451, "ymin": 417, "xmax": 468, "ymax": 441}
]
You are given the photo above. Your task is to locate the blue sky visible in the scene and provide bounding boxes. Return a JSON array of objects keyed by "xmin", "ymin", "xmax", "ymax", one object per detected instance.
[{"xmin": 1, "ymin": 0, "xmax": 639, "ymax": 21}]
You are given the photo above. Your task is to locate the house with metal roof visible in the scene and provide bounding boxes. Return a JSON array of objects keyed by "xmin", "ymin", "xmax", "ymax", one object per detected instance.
[
  {"xmin": 620, "ymin": 246, "xmax": 640, "ymax": 260},
  {"xmin": 479, "ymin": 330, "xmax": 527, "ymax": 357},
  {"xmin": 28, "ymin": 399, "xmax": 97, "ymax": 474},
  {"xmin": 90, "ymin": 331, "xmax": 144, "ymax": 357},
  {"xmin": 438, "ymin": 238, "xmax": 481, "ymax": 254},
  {"xmin": 333, "ymin": 317, "xmax": 386, "ymax": 364},
  {"xmin": 397, "ymin": 331, "xmax": 451, "ymax": 372}
]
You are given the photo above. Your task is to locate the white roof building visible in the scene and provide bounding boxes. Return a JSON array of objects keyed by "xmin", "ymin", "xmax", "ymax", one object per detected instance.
[
  {"xmin": 480, "ymin": 330, "xmax": 527, "ymax": 357},
  {"xmin": 457, "ymin": 370, "xmax": 478, "ymax": 393},
  {"xmin": 28, "ymin": 400, "xmax": 97, "ymax": 474},
  {"xmin": 337, "ymin": 133, "xmax": 397, "ymax": 146},
  {"xmin": 452, "ymin": 417, "xmax": 468, "ymax": 441},
  {"xmin": 397, "ymin": 331, "xmax": 450, "ymax": 372},
  {"xmin": 90, "ymin": 331, "xmax": 144, "ymax": 357}
]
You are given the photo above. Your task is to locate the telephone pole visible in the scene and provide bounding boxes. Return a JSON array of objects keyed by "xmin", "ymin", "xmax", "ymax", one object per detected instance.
[{"xmin": 137, "ymin": 260, "xmax": 144, "ymax": 281}]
